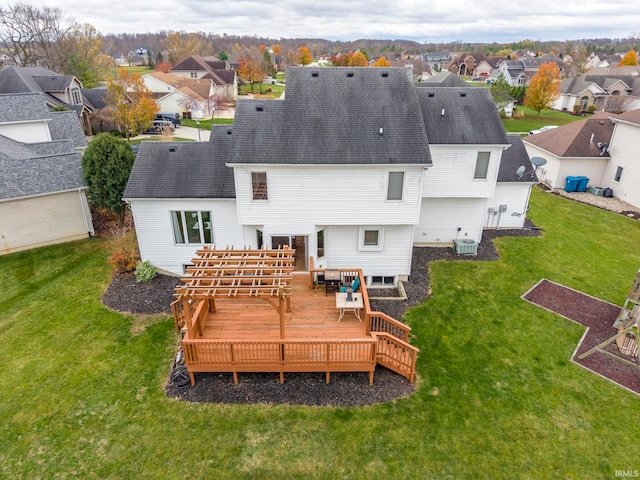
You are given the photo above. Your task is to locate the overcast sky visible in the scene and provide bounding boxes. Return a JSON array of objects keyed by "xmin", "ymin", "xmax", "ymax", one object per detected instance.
[{"xmin": 28, "ymin": 0, "xmax": 640, "ymax": 44}]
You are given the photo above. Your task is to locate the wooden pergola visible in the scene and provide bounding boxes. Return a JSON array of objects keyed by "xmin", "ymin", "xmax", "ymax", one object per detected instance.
[
  {"xmin": 175, "ymin": 246, "xmax": 296, "ymax": 340},
  {"xmin": 171, "ymin": 246, "xmax": 418, "ymax": 386}
]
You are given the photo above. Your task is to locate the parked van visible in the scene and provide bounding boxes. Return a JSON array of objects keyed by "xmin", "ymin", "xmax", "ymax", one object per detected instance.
[{"xmin": 156, "ymin": 112, "xmax": 181, "ymax": 126}]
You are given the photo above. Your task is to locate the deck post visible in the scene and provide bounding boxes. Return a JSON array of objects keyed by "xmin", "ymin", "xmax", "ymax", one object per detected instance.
[
  {"xmin": 326, "ymin": 371, "xmax": 330, "ymax": 384},
  {"xmin": 279, "ymin": 288, "xmax": 286, "ymax": 339},
  {"xmin": 183, "ymin": 298, "xmax": 195, "ymax": 338},
  {"xmin": 233, "ymin": 371, "xmax": 238, "ymax": 384},
  {"xmin": 189, "ymin": 371, "xmax": 195, "ymax": 385},
  {"xmin": 208, "ymin": 297, "xmax": 216, "ymax": 312},
  {"xmin": 368, "ymin": 371, "xmax": 374, "ymax": 385}
]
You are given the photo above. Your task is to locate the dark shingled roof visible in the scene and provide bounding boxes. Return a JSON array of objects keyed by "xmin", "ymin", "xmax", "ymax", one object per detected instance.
[
  {"xmin": 0, "ymin": 92, "xmax": 50, "ymax": 122},
  {"xmin": 416, "ymin": 87, "xmax": 509, "ymax": 145},
  {"xmin": 0, "ymin": 135, "xmax": 85, "ymax": 201},
  {"xmin": 498, "ymin": 136, "xmax": 533, "ymax": 183},
  {"xmin": 228, "ymin": 67, "xmax": 432, "ymax": 166},
  {"xmin": 49, "ymin": 111, "xmax": 88, "ymax": 149},
  {"xmin": 123, "ymin": 134, "xmax": 235, "ymax": 199}
]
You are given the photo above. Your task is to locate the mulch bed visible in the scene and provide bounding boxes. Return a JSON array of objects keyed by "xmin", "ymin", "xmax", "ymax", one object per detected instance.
[{"xmin": 523, "ymin": 279, "xmax": 640, "ymax": 395}]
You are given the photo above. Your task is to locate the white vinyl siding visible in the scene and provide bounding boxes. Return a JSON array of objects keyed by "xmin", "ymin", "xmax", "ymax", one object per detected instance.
[
  {"xmin": 235, "ymin": 165, "xmax": 424, "ymax": 226},
  {"xmin": 423, "ymin": 146, "xmax": 501, "ymax": 198},
  {"xmin": 414, "ymin": 197, "xmax": 486, "ymax": 244},
  {"xmin": 129, "ymin": 199, "xmax": 244, "ymax": 275}
]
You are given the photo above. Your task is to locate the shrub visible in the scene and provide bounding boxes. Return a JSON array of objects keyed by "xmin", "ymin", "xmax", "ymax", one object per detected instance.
[
  {"xmin": 108, "ymin": 247, "xmax": 139, "ymax": 274},
  {"xmin": 135, "ymin": 261, "xmax": 157, "ymax": 283},
  {"xmin": 587, "ymin": 104, "xmax": 597, "ymax": 113}
]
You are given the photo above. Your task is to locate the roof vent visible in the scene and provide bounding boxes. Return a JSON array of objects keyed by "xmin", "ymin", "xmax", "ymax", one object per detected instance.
[
  {"xmin": 441, "ymin": 108, "xmax": 445, "ymax": 116},
  {"xmin": 311, "ymin": 71, "xmax": 319, "ymax": 77},
  {"xmin": 379, "ymin": 127, "xmax": 384, "ymax": 136},
  {"xmin": 460, "ymin": 92, "xmax": 467, "ymax": 97},
  {"xmin": 346, "ymin": 71, "xmax": 354, "ymax": 77},
  {"xmin": 590, "ymin": 133, "xmax": 594, "ymax": 143},
  {"xmin": 169, "ymin": 145, "xmax": 177, "ymax": 152},
  {"xmin": 226, "ymin": 128, "xmax": 232, "ymax": 135},
  {"xmin": 428, "ymin": 92, "xmax": 435, "ymax": 97},
  {"xmin": 256, "ymin": 106, "xmax": 264, "ymax": 112},
  {"xmin": 381, "ymin": 71, "xmax": 389, "ymax": 77}
]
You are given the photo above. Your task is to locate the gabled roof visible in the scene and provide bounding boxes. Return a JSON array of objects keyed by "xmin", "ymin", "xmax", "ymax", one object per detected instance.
[
  {"xmin": 498, "ymin": 136, "xmax": 533, "ymax": 183},
  {"xmin": 523, "ymin": 112, "xmax": 617, "ymax": 157},
  {"xmin": 229, "ymin": 67, "xmax": 432, "ymax": 166},
  {"xmin": 123, "ymin": 130, "xmax": 236, "ymax": 199},
  {"xmin": 416, "ymin": 87, "xmax": 509, "ymax": 145},
  {"xmin": 559, "ymin": 76, "xmax": 607, "ymax": 96},
  {"xmin": 0, "ymin": 135, "xmax": 86, "ymax": 201}
]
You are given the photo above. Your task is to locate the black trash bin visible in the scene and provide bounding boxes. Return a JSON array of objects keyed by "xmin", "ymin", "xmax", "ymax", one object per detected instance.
[{"xmin": 603, "ymin": 188, "xmax": 614, "ymax": 198}]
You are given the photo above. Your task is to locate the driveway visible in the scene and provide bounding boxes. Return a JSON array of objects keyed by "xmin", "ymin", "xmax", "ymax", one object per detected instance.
[{"xmin": 132, "ymin": 125, "xmax": 210, "ymax": 142}]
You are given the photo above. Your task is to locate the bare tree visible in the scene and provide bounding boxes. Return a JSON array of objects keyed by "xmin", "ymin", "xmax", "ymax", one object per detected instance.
[{"xmin": 0, "ymin": 3, "xmax": 71, "ymax": 69}]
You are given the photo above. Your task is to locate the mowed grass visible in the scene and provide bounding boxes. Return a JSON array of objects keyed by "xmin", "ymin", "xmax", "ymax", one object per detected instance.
[
  {"xmin": 503, "ymin": 105, "xmax": 584, "ymax": 134},
  {"xmin": 1, "ymin": 188, "xmax": 640, "ymax": 478}
]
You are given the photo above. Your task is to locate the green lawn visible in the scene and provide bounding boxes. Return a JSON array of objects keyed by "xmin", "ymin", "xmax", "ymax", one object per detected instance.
[
  {"xmin": 503, "ymin": 105, "xmax": 585, "ymax": 134},
  {"xmin": 1, "ymin": 188, "xmax": 640, "ymax": 478}
]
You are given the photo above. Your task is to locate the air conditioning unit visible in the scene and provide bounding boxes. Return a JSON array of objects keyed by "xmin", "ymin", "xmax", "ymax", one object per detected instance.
[{"xmin": 454, "ymin": 239, "xmax": 478, "ymax": 255}]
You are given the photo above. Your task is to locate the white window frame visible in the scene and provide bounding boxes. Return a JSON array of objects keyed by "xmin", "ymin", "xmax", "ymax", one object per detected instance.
[
  {"xmin": 252, "ymin": 171, "xmax": 268, "ymax": 201},
  {"xmin": 71, "ymin": 87, "xmax": 82, "ymax": 105},
  {"xmin": 387, "ymin": 171, "xmax": 404, "ymax": 201},
  {"xmin": 359, "ymin": 226, "xmax": 384, "ymax": 251},
  {"xmin": 474, "ymin": 152, "xmax": 491, "ymax": 180},
  {"xmin": 171, "ymin": 211, "xmax": 213, "ymax": 245}
]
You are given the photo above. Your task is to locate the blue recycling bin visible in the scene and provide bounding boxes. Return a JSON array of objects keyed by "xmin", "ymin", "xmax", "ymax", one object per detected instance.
[
  {"xmin": 565, "ymin": 176, "xmax": 579, "ymax": 192},
  {"xmin": 576, "ymin": 176, "xmax": 589, "ymax": 192}
]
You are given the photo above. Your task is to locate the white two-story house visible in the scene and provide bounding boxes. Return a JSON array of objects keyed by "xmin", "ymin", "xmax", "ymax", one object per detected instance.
[{"xmin": 123, "ymin": 68, "xmax": 534, "ymax": 285}]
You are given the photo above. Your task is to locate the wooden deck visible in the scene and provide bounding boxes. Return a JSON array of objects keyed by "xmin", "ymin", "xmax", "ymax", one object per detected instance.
[
  {"xmin": 172, "ymin": 249, "xmax": 418, "ymax": 385},
  {"xmin": 197, "ymin": 274, "xmax": 370, "ymax": 341}
]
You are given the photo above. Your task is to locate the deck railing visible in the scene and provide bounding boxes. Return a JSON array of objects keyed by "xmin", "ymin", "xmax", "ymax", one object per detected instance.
[
  {"xmin": 368, "ymin": 312, "xmax": 411, "ymax": 342},
  {"xmin": 372, "ymin": 332, "xmax": 418, "ymax": 384},
  {"xmin": 182, "ymin": 338, "xmax": 377, "ymax": 384}
]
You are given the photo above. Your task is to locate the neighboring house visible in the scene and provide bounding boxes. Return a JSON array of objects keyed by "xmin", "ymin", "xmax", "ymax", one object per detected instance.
[
  {"xmin": 584, "ymin": 52, "xmax": 622, "ymax": 70},
  {"xmin": 170, "ymin": 55, "xmax": 238, "ymax": 102},
  {"xmin": 0, "ymin": 92, "xmax": 94, "ymax": 255},
  {"xmin": 524, "ymin": 109, "xmax": 640, "ymax": 209},
  {"xmin": 423, "ymin": 52, "xmax": 451, "ymax": 72},
  {"xmin": 605, "ymin": 109, "xmax": 640, "ymax": 208},
  {"xmin": 522, "ymin": 112, "xmax": 617, "ymax": 191},
  {"xmin": 0, "ymin": 66, "xmax": 93, "ymax": 135},
  {"xmin": 141, "ymin": 71, "xmax": 220, "ymax": 118},
  {"xmin": 446, "ymin": 52, "xmax": 498, "ymax": 77},
  {"xmin": 552, "ymin": 67, "xmax": 640, "ymax": 113},
  {"xmin": 489, "ymin": 55, "xmax": 565, "ymax": 87},
  {"xmin": 387, "ymin": 60, "xmax": 433, "ymax": 81},
  {"xmin": 124, "ymin": 67, "xmax": 534, "ymax": 281}
]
